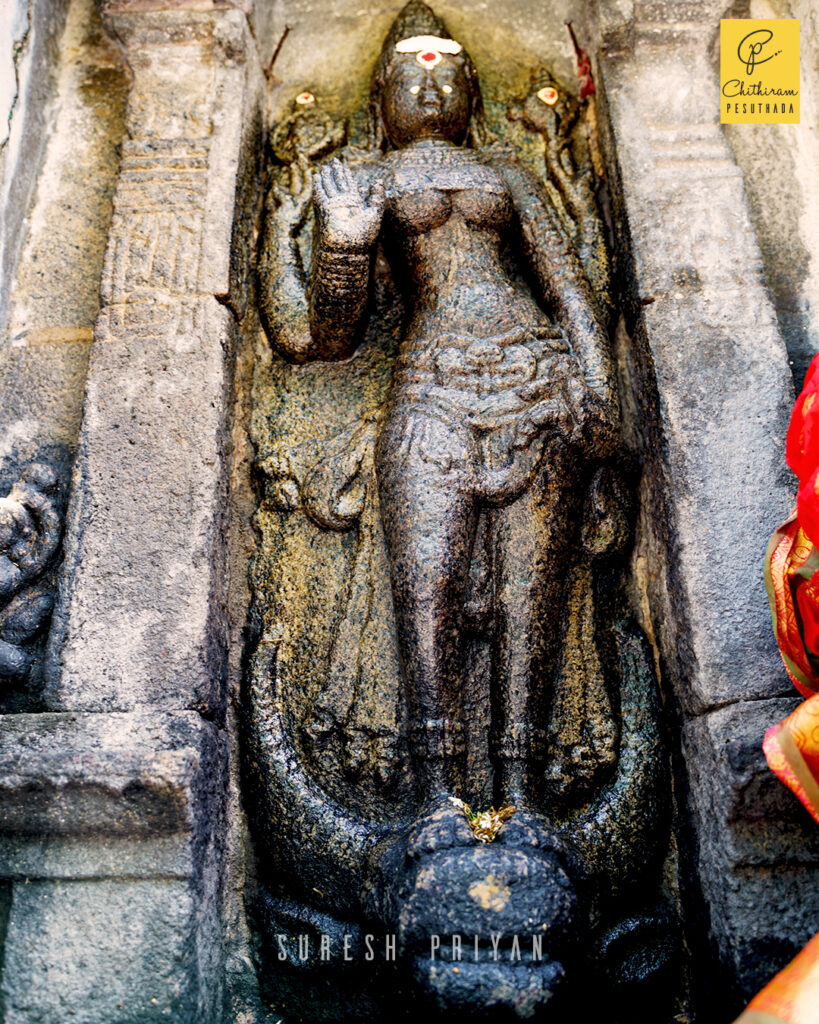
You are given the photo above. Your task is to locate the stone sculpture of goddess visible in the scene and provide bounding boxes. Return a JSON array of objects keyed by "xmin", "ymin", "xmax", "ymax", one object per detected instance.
[
  {"xmin": 250, "ymin": 4, "xmax": 670, "ymax": 1013},
  {"xmin": 259, "ymin": 0, "xmax": 619, "ymax": 841}
]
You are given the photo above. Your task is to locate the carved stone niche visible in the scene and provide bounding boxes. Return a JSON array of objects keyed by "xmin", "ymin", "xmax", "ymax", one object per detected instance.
[{"xmin": 242, "ymin": 3, "xmax": 680, "ymax": 1020}]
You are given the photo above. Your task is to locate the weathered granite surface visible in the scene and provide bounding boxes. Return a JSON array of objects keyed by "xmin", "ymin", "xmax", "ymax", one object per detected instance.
[
  {"xmin": 684, "ymin": 699, "xmax": 819, "ymax": 1002},
  {"xmin": 0, "ymin": 0, "xmax": 129, "ymax": 715},
  {"xmin": 594, "ymin": 1, "xmax": 795, "ymax": 714},
  {"xmin": 0, "ymin": 711, "xmax": 227, "ymax": 1022},
  {"xmin": 0, "ymin": 0, "xmax": 127, "ymax": 502},
  {"xmin": 0, "ymin": 0, "xmax": 72, "ymax": 331},
  {"xmin": 592, "ymin": 0, "xmax": 819, "ymax": 1015},
  {"xmin": 0, "ymin": 0, "xmax": 264, "ymax": 1019},
  {"xmin": 0, "ymin": 0, "xmax": 816, "ymax": 1020},
  {"xmin": 722, "ymin": 0, "xmax": 819, "ymax": 390},
  {"xmin": 43, "ymin": 7, "xmax": 263, "ymax": 719},
  {"xmin": 0, "ymin": 711, "xmax": 222, "ymax": 837}
]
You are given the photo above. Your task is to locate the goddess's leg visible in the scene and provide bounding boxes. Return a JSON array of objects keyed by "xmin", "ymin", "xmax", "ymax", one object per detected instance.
[
  {"xmin": 491, "ymin": 443, "xmax": 582, "ymax": 804},
  {"xmin": 376, "ymin": 403, "xmax": 477, "ymax": 800}
]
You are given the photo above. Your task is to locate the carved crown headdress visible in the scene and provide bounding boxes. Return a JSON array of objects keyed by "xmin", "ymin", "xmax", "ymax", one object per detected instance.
[{"xmin": 381, "ymin": 0, "xmax": 455, "ymax": 53}]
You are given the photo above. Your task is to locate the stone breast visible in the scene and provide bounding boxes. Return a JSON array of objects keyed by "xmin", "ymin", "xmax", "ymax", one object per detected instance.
[{"xmin": 387, "ymin": 159, "xmax": 513, "ymax": 235}]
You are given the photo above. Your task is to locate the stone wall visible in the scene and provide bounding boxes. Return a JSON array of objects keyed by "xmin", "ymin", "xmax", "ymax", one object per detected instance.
[
  {"xmin": 721, "ymin": 0, "xmax": 819, "ymax": 390},
  {"xmin": 590, "ymin": 0, "xmax": 819, "ymax": 1013},
  {"xmin": 0, "ymin": 0, "xmax": 264, "ymax": 1018},
  {"xmin": 0, "ymin": 0, "xmax": 72, "ymax": 331},
  {"xmin": 0, "ymin": 0, "xmax": 816, "ymax": 1020}
]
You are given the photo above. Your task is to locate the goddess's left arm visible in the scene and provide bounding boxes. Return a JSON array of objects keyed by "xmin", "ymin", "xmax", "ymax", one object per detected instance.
[{"xmin": 496, "ymin": 158, "xmax": 617, "ymax": 413}]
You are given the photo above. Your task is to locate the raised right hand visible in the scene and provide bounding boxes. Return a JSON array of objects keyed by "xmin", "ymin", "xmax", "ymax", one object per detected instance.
[{"xmin": 313, "ymin": 158, "xmax": 385, "ymax": 253}]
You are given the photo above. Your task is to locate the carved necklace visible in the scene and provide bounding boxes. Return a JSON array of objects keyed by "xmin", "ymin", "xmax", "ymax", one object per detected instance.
[{"xmin": 392, "ymin": 142, "xmax": 479, "ymax": 165}]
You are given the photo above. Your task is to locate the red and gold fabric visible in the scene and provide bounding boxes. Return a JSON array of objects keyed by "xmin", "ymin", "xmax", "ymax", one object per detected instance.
[
  {"xmin": 763, "ymin": 510, "xmax": 819, "ymax": 827},
  {"xmin": 733, "ymin": 353, "xmax": 819, "ymax": 1024},
  {"xmin": 763, "ymin": 691, "xmax": 819, "ymax": 829},
  {"xmin": 763, "ymin": 351, "xmax": 819, "ymax": 826},
  {"xmin": 787, "ymin": 355, "xmax": 819, "ymax": 552},
  {"xmin": 765, "ymin": 512, "xmax": 819, "ymax": 703},
  {"xmin": 733, "ymin": 932, "xmax": 819, "ymax": 1024}
]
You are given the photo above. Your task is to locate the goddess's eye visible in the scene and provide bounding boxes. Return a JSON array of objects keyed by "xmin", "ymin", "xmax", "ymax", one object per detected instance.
[
  {"xmin": 410, "ymin": 85, "xmax": 421, "ymax": 95},
  {"xmin": 537, "ymin": 86, "xmax": 559, "ymax": 106},
  {"xmin": 442, "ymin": 84, "xmax": 453, "ymax": 94}
]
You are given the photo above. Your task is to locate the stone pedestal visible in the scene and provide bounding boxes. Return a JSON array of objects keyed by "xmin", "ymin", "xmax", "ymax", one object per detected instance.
[{"xmin": 0, "ymin": 713, "xmax": 225, "ymax": 1021}]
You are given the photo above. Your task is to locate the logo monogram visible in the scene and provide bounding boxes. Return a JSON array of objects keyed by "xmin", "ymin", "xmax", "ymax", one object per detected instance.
[{"xmin": 720, "ymin": 19, "xmax": 800, "ymax": 124}]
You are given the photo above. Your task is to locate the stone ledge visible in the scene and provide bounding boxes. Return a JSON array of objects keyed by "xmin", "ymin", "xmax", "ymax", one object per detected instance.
[
  {"xmin": 1, "ymin": 878, "xmax": 212, "ymax": 1022},
  {"xmin": 103, "ymin": 6, "xmax": 252, "ymax": 55},
  {"xmin": 683, "ymin": 698, "xmax": 819, "ymax": 841},
  {"xmin": 0, "ymin": 834, "xmax": 194, "ymax": 879},
  {"xmin": 683, "ymin": 698, "xmax": 819, "ymax": 998},
  {"xmin": 0, "ymin": 710, "xmax": 225, "ymax": 839}
]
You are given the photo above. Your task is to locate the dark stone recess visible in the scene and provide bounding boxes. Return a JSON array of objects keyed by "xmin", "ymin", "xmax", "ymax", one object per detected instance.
[{"xmin": 244, "ymin": 3, "xmax": 683, "ymax": 1019}]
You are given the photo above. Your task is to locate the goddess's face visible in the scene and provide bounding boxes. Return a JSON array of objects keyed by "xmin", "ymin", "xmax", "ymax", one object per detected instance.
[{"xmin": 381, "ymin": 53, "xmax": 471, "ymax": 147}]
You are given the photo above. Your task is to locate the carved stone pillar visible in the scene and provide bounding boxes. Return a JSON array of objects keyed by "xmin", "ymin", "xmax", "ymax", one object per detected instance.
[
  {"xmin": 0, "ymin": 4, "xmax": 263, "ymax": 1020},
  {"xmin": 592, "ymin": 0, "xmax": 819, "ymax": 1010},
  {"xmin": 45, "ymin": 6, "xmax": 262, "ymax": 716}
]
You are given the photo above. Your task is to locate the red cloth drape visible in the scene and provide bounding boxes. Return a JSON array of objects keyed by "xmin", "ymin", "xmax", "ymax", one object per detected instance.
[{"xmin": 734, "ymin": 354, "xmax": 819, "ymax": 1023}]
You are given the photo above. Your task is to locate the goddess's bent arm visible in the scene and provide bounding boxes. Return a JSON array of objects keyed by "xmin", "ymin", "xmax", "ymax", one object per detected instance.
[
  {"xmin": 259, "ymin": 179, "xmax": 314, "ymax": 364},
  {"xmin": 497, "ymin": 159, "xmax": 617, "ymax": 412},
  {"xmin": 259, "ymin": 159, "xmax": 383, "ymax": 364},
  {"xmin": 307, "ymin": 233, "xmax": 372, "ymax": 363}
]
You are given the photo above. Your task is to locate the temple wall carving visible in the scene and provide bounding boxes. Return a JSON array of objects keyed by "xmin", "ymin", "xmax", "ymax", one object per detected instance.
[{"xmin": 0, "ymin": 0, "xmax": 816, "ymax": 1020}]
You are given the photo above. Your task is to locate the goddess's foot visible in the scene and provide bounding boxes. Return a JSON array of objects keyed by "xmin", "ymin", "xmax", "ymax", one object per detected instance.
[
  {"xmin": 362, "ymin": 795, "xmax": 476, "ymax": 918},
  {"xmin": 407, "ymin": 794, "xmax": 477, "ymax": 862}
]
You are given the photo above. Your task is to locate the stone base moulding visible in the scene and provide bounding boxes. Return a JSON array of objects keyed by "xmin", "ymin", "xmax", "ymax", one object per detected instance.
[{"xmin": 0, "ymin": 711, "xmax": 227, "ymax": 1022}]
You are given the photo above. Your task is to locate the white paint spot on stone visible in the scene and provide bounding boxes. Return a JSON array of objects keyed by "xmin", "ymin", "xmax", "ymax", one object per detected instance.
[{"xmin": 0, "ymin": 0, "xmax": 30, "ymax": 147}]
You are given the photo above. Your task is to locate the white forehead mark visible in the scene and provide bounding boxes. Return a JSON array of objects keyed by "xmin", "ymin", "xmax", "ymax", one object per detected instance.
[
  {"xmin": 395, "ymin": 35, "xmax": 462, "ymax": 54},
  {"xmin": 409, "ymin": 85, "xmax": 420, "ymax": 94}
]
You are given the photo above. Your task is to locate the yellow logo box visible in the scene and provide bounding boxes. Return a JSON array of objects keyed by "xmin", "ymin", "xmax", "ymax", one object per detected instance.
[{"xmin": 720, "ymin": 19, "xmax": 800, "ymax": 124}]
